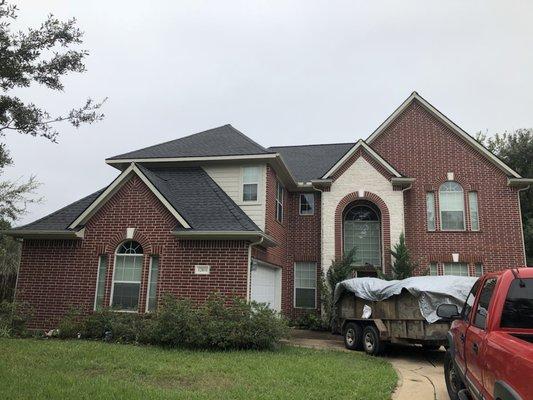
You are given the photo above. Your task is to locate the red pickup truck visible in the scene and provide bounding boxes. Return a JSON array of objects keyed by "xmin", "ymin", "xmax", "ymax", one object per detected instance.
[{"xmin": 437, "ymin": 268, "xmax": 533, "ymax": 400}]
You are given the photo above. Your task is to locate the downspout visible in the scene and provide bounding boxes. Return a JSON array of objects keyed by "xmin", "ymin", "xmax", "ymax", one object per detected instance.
[{"xmin": 247, "ymin": 236, "xmax": 264, "ymax": 301}]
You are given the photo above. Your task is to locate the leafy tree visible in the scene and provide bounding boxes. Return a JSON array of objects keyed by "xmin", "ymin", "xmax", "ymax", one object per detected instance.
[
  {"xmin": 477, "ymin": 129, "xmax": 533, "ymax": 265},
  {"xmin": 0, "ymin": 1, "xmax": 105, "ymax": 142},
  {"xmin": 391, "ymin": 233, "xmax": 415, "ymax": 279},
  {"xmin": 0, "ymin": 1, "xmax": 105, "ymax": 297}
]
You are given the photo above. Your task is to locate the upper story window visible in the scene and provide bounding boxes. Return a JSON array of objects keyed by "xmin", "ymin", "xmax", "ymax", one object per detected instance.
[
  {"xmin": 439, "ymin": 181, "xmax": 465, "ymax": 230},
  {"xmin": 344, "ymin": 203, "xmax": 381, "ymax": 268},
  {"xmin": 299, "ymin": 193, "xmax": 315, "ymax": 215},
  {"xmin": 276, "ymin": 181, "xmax": 284, "ymax": 222},
  {"xmin": 242, "ymin": 166, "xmax": 261, "ymax": 202},
  {"xmin": 111, "ymin": 241, "xmax": 144, "ymax": 311}
]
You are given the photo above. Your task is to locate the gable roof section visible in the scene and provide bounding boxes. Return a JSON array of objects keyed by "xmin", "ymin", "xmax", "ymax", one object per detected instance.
[
  {"xmin": 68, "ymin": 163, "xmax": 191, "ymax": 230},
  {"xmin": 136, "ymin": 165, "xmax": 259, "ymax": 232},
  {"xmin": 366, "ymin": 92, "xmax": 522, "ymax": 178},
  {"xmin": 107, "ymin": 124, "xmax": 273, "ymax": 161},
  {"xmin": 321, "ymin": 140, "xmax": 402, "ymax": 179},
  {"xmin": 6, "ymin": 163, "xmax": 263, "ymax": 238},
  {"xmin": 268, "ymin": 143, "xmax": 354, "ymax": 182}
]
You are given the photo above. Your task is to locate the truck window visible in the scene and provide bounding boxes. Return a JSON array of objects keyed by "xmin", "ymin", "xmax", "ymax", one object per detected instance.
[
  {"xmin": 462, "ymin": 279, "xmax": 480, "ymax": 322},
  {"xmin": 501, "ymin": 278, "xmax": 533, "ymax": 329},
  {"xmin": 473, "ymin": 278, "xmax": 497, "ymax": 329}
]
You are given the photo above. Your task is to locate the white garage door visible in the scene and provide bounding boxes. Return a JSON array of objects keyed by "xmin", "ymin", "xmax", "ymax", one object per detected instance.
[{"xmin": 251, "ymin": 261, "xmax": 281, "ymax": 311}]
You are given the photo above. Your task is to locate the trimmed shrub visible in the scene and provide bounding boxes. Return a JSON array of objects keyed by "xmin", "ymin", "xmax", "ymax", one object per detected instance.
[
  {"xmin": 57, "ymin": 293, "xmax": 289, "ymax": 350},
  {"xmin": 0, "ymin": 301, "xmax": 31, "ymax": 337},
  {"xmin": 291, "ymin": 312, "xmax": 328, "ymax": 331},
  {"xmin": 57, "ymin": 308, "xmax": 84, "ymax": 339}
]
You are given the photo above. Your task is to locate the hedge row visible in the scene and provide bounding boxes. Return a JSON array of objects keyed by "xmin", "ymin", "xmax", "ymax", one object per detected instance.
[{"xmin": 57, "ymin": 294, "xmax": 289, "ymax": 350}]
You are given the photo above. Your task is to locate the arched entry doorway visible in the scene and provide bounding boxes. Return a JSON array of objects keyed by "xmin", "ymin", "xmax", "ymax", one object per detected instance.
[{"xmin": 343, "ymin": 201, "xmax": 381, "ymax": 276}]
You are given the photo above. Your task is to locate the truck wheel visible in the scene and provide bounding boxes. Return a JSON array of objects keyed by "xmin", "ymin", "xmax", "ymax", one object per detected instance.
[
  {"xmin": 444, "ymin": 350, "xmax": 465, "ymax": 400},
  {"xmin": 343, "ymin": 322, "xmax": 362, "ymax": 350},
  {"xmin": 362, "ymin": 325, "xmax": 385, "ymax": 356}
]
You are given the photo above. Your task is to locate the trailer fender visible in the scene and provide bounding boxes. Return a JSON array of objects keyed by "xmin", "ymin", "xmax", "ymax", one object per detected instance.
[{"xmin": 373, "ymin": 319, "xmax": 389, "ymax": 340}]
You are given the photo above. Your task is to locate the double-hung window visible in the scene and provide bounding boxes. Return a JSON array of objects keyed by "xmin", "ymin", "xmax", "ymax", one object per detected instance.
[
  {"xmin": 111, "ymin": 241, "xmax": 144, "ymax": 311},
  {"xmin": 276, "ymin": 181, "xmax": 284, "ymax": 222},
  {"xmin": 428, "ymin": 262, "xmax": 438, "ymax": 276},
  {"xmin": 242, "ymin": 166, "xmax": 261, "ymax": 202},
  {"xmin": 294, "ymin": 262, "xmax": 317, "ymax": 308},
  {"xmin": 299, "ymin": 193, "xmax": 315, "ymax": 215},
  {"xmin": 439, "ymin": 181, "xmax": 465, "ymax": 230}
]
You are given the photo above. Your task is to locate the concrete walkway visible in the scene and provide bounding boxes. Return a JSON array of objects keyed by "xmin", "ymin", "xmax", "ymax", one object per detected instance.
[{"xmin": 287, "ymin": 329, "xmax": 448, "ymax": 400}]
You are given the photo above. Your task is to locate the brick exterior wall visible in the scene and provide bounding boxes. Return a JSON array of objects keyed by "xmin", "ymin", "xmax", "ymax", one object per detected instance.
[
  {"xmin": 253, "ymin": 165, "xmax": 322, "ymax": 319},
  {"xmin": 369, "ymin": 100, "xmax": 526, "ymax": 274},
  {"xmin": 16, "ymin": 176, "xmax": 250, "ymax": 329},
  {"xmin": 15, "ymin": 99, "xmax": 527, "ymax": 328}
]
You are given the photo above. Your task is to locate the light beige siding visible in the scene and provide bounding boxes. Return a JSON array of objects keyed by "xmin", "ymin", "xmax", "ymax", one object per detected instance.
[
  {"xmin": 203, "ymin": 164, "xmax": 266, "ymax": 230},
  {"xmin": 321, "ymin": 157, "xmax": 405, "ymax": 273}
]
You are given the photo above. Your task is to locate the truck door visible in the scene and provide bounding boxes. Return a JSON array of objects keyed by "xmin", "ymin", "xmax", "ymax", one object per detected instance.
[
  {"xmin": 452, "ymin": 280, "xmax": 480, "ymax": 376},
  {"xmin": 465, "ymin": 277, "xmax": 497, "ymax": 398}
]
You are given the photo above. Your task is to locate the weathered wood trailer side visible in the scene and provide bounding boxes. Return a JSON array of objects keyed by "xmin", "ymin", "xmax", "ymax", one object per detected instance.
[{"xmin": 334, "ymin": 289, "xmax": 450, "ymax": 355}]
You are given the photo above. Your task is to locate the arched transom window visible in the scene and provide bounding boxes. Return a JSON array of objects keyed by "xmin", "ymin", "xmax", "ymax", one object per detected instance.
[
  {"xmin": 343, "ymin": 203, "xmax": 381, "ymax": 268},
  {"xmin": 111, "ymin": 241, "xmax": 144, "ymax": 311},
  {"xmin": 439, "ymin": 181, "xmax": 465, "ymax": 230}
]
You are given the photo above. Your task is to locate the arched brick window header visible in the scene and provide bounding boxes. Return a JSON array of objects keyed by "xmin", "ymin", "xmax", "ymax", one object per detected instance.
[{"xmin": 334, "ymin": 191, "xmax": 392, "ymax": 274}]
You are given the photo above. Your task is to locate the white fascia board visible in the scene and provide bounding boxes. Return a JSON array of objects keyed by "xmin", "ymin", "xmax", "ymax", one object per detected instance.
[
  {"xmin": 68, "ymin": 163, "xmax": 191, "ymax": 230},
  {"xmin": 366, "ymin": 92, "xmax": 522, "ymax": 179},
  {"xmin": 105, "ymin": 153, "xmax": 278, "ymax": 165},
  {"xmin": 321, "ymin": 140, "xmax": 402, "ymax": 179},
  {"xmin": 171, "ymin": 230, "xmax": 277, "ymax": 247}
]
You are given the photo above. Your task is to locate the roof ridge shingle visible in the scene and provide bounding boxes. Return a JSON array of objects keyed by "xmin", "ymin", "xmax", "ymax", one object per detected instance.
[{"xmin": 268, "ymin": 142, "xmax": 355, "ymax": 150}]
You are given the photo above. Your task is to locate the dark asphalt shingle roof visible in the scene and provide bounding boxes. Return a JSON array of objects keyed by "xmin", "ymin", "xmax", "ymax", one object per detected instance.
[
  {"xmin": 13, "ymin": 189, "xmax": 106, "ymax": 231},
  {"xmin": 268, "ymin": 143, "xmax": 355, "ymax": 182},
  {"xmin": 137, "ymin": 165, "xmax": 259, "ymax": 232},
  {"xmin": 108, "ymin": 124, "xmax": 273, "ymax": 160},
  {"xmin": 12, "ymin": 166, "xmax": 259, "ymax": 233}
]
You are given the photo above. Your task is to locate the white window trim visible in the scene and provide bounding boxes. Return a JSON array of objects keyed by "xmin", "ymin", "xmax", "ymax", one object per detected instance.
[
  {"xmin": 109, "ymin": 252, "xmax": 144, "ymax": 312},
  {"xmin": 93, "ymin": 255, "xmax": 107, "ymax": 311},
  {"xmin": 439, "ymin": 182, "xmax": 466, "ymax": 232},
  {"xmin": 293, "ymin": 262, "xmax": 317, "ymax": 309},
  {"xmin": 240, "ymin": 166, "xmax": 262, "ymax": 205},
  {"xmin": 145, "ymin": 256, "xmax": 159, "ymax": 313},
  {"xmin": 299, "ymin": 193, "xmax": 315, "ymax": 216}
]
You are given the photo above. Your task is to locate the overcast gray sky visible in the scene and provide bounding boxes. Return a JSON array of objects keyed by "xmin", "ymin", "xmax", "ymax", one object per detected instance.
[{"xmin": 6, "ymin": 0, "xmax": 533, "ymax": 225}]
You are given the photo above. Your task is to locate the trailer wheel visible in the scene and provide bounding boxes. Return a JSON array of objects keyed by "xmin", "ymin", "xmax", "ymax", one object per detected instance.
[
  {"xmin": 343, "ymin": 322, "xmax": 362, "ymax": 350},
  {"xmin": 362, "ymin": 325, "xmax": 385, "ymax": 356}
]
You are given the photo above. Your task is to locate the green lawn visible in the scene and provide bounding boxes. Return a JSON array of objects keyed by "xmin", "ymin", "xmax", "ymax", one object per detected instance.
[{"xmin": 0, "ymin": 339, "xmax": 397, "ymax": 400}]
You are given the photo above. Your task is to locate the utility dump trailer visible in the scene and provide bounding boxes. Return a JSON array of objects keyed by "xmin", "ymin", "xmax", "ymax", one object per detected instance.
[{"xmin": 333, "ymin": 276, "xmax": 476, "ymax": 356}]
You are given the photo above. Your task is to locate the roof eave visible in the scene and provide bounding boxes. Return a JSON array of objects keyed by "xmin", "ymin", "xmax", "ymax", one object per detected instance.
[
  {"xmin": 2, "ymin": 228, "xmax": 85, "ymax": 239},
  {"xmin": 171, "ymin": 230, "xmax": 277, "ymax": 247}
]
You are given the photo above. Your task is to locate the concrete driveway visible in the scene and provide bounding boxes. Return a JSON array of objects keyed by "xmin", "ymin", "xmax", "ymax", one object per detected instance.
[{"xmin": 287, "ymin": 329, "xmax": 448, "ymax": 400}]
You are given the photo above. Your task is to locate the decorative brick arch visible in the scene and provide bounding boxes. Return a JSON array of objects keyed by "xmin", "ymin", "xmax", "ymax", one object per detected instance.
[
  {"xmin": 106, "ymin": 229, "xmax": 153, "ymax": 255},
  {"xmin": 334, "ymin": 191, "xmax": 392, "ymax": 274}
]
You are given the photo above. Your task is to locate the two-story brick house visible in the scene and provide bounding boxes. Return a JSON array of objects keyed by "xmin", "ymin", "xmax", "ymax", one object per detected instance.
[{"xmin": 7, "ymin": 92, "xmax": 531, "ymax": 328}]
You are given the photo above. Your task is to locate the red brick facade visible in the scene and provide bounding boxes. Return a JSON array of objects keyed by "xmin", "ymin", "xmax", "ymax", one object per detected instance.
[
  {"xmin": 370, "ymin": 101, "xmax": 526, "ymax": 274},
  {"xmin": 16, "ymin": 176, "xmax": 250, "ymax": 329},
  {"xmin": 15, "ymin": 98, "xmax": 527, "ymax": 328}
]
